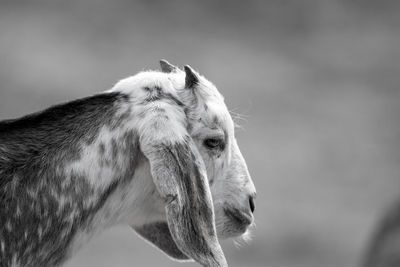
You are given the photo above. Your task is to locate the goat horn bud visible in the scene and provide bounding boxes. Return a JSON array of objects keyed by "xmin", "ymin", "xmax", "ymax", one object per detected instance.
[
  {"xmin": 184, "ymin": 65, "xmax": 199, "ymax": 89},
  {"xmin": 160, "ymin": 59, "xmax": 178, "ymax": 73}
]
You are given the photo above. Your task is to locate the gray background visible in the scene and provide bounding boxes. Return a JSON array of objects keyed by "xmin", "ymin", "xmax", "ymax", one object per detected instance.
[{"xmin": 1, "ymin": 1, "xmax": 399, "ymax": 267}]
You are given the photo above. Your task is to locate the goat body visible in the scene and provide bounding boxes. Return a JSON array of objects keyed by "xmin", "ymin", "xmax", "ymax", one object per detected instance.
[{"xmin": 0, "ymin": 92, "xmax": 144, "ymax": 266}]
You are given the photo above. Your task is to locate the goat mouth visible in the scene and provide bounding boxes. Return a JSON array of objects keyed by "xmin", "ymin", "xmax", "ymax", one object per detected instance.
[{"xmin": 223, "ymin": 207, "xmax": 253, "ymax": 227}]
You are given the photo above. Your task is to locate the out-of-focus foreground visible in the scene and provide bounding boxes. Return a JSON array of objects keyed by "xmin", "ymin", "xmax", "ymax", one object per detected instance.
[{"xmin": 0, "ymin": 1, "xmax": 399, "ymax": 267}]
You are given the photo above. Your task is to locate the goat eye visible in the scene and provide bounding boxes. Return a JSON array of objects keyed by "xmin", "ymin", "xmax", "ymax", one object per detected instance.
[{"xmin": 204, "ymin": 138, "xmax": 224, "ymax": 150}]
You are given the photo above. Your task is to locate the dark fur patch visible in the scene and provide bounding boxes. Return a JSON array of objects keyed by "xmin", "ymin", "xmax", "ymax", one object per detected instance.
[
  {"xmin": 0, "ymin": 92, "xmax": 127, "ymax": 169},
  {"xmin": 0, "ymin": 92, "xmax": 142, "ymax": 266},
  {"xmin": 111, "ymin": 138, "xmax": 119, "ymax": 162},
  {"xmin": 98, "ymin": 142, "xmax": 106, "ymax": 156},
  {"xmin": 143, "ymin": 86, "xmax": 163, "ymax": 102},
  {"xmin": 142, "ymin": 86, "xmax": 185, "ymax": 108},
  {"xmin": 153, "ymin": 107, "xmax": 166, "ymax": 113}
]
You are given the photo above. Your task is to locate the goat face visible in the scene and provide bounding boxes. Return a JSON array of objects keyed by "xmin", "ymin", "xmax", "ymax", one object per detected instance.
[
  {"xmin": 185, "ymin": 76, "xmax": 256, "ymax": 240},
  {"xmin": 160, "ymin": 61, "xmax": 256, "ymax": 239},
  {"xmin": 130, "ymin": 61, "xmax": 256, "ymax": 265}
]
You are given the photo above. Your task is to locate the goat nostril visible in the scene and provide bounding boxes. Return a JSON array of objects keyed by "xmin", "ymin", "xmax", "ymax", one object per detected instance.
[{"xmin": 249, "ymin": 196, "xmax": 255, "ymax": 213}]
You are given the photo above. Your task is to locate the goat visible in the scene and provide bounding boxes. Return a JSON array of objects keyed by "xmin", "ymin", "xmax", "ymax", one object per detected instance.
[{"xmin": 0, "ymin": 60, "xmax": 256, "ymax": 267}]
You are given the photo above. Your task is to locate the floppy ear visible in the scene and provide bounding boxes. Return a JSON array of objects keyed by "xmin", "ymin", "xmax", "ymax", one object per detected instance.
[
  {"xmin": 137, "ymin": 101, "xmax": 227, "ymax": 266},
  {"xmin": 139, "ymin": 136, "xmax": 227, "ymax": 266}
]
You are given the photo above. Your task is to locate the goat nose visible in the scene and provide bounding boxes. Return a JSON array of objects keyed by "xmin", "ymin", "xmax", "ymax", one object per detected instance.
[{"xmin": 249, "ymin": 195, "xmax": 255, "ymax": 213}]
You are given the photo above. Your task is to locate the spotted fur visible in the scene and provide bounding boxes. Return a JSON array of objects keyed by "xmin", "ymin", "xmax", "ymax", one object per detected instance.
[
  {"xmin": 0, "ymin": 93, "xmax": 137, "ymax": 266},
  {"xmin": 0, "ymin": 60, "xmax": 256, "ymax": 267}
]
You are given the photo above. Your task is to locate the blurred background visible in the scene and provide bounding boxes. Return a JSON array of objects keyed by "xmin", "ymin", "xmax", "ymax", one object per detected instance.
[{"xmin": 1, "ymin": 1, "xmax": 399, "ymax": 266}]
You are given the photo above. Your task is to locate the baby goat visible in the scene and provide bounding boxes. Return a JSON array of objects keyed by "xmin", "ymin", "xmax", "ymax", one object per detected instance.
[{"xmin": 0, "ymin": 61, "xmax": 256, "ymax": 267}]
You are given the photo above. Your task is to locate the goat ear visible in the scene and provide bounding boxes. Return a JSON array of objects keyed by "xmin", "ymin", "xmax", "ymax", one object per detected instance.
[
  {"xmin": 160, "ymin": 59, "xmax": 179, "ymax": 73},
  {"xmin": 184, "ymin": 65, "xmax": 199, "ymax": 89},
  {"xmin": 138, "ymin": 111, "xmax": 227, "ymax": 266}
]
